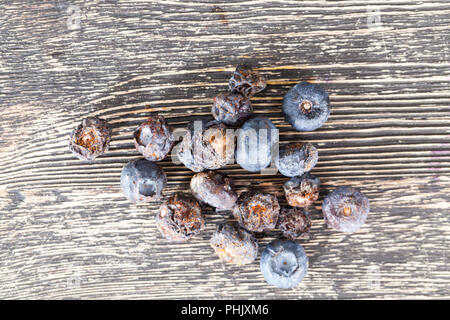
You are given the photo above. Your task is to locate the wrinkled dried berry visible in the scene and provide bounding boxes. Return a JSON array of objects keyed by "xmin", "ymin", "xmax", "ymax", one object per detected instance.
[
  {"xmin": 236, "ymin": 116, "xmax": 278, "ymax": 173},
  {"xmin": 283, "ymin": 82, "xmax": 330, "ymax": 131},
  {"xmin": 210, "ymin": 223, "xmax": 258, "ymax": 265},
  {"xmin": 190, "ymin": 171, "xmax": 237, "ymax": 210},
  {"xmin": 229, "ymin": 65, "xmax": 266, "ymax": 98},
  {"xmin": 283, "ymin": 173, "xmax": 320, "ymax": 207},
  {"xmin": 232, "ymin": 191, "xmax": 280, "ymax": 232},
  {"xmin": 278, "ymin": 207, "xmax": 311, "ymax": 240},
  {"xmin": 69, "ymin": 116, "xmax": 112, "ymax": 161},
  {"xmin": 176, "ymin": 118, "xmax": 233, "ymax": 172},
  {"xmin": 322, "ymin": 186, "xmax": 370, "ymax": 233},
  {"xmin": 212, "ymin": 92, "xmax": 252, "ymax": 126},
  {"xmin": 156, "ymin": 193, "xmax": 205, "ymax": 242},
  {"xmin": 260, "ymin": 240, "xmax": 308, "ymax": 289},
  {"xmin": 120, "ymin": 159, "xmax": 167, "ymax": 204},
  {"xmin": 276, "ymin": 142, "xmax": 318, "ymax": 177},
  {"xmin": 133, "ymin": 115, "xmax": 174, "ymax": 161}
]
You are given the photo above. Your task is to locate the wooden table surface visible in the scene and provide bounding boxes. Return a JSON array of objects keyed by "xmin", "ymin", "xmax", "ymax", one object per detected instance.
[{"xmin": 0, "ymin": 0, "xmax": 449, "ymax": 300}]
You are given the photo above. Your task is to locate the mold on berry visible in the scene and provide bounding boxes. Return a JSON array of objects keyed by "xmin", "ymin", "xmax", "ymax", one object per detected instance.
[
  {"xmin": 276, "ymin": 142, "xmax": 318, "ymax": 177},
  {"xmin": 283, "ymin": 81, "xmax": 330, "ymax": 131},
  {"xmin": 156, "ymin": 193, "xmax": 205, "ymax": 242},
  {"xmin": 210, "ymin": 223, "xmax": 258, "ymax": 265},
  {"xmin": 69, "ymin": 116, "xmax": 112, "ymax": 161},
  {"xmin": 236, "ymin": 116, "xmax": 278, "ymax": 172},
  {"xmin": 120, "ymin": 159, "xmax": 167, "ymax": 204},
  {"xmin": 260, "ymin": 240, "xmax": 308, "ymax": 289},
  {"xmin": 190, "ymin": 170, "xmax": 237, "ymax": 210},
  {"xmin": 133, "ymin": 115, "xmax": 174, "ymax": 161},
  {"xmin": 283, "ymin": 173, "xmax": 320, "ymax": 208},
  {"xmin": 176, "ymin": 118, "xmax": 234, "ymax": 172},
  {"xmin": 232, "ymin": 191, "xmax": 280, "ymax": 232},
  {"xmin": 212, "ymin": 92, "xmax": 252, "ymax": 126},
  {"xmin": 229, "ymin": 65, "xmax": 266, "ymax": 98},
  {"xmin": 278, "ymin": 207, "xmax": 311, "ymax": 240},
  {"xmin": 322, "ymin": 186, "xmax": 370, "ymax": 233}
]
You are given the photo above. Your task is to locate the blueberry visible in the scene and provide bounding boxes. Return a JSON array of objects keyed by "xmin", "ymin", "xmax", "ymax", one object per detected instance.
[
  {"xmin": 236, "ymin": 117, "xmax": 277, "ymax": 172},
  {"xmin": 176, "ymin": 118, "xmax": 233, "ymax": 172},
  {"xmin": 69, "ymin": 116, "xmax": 112, "ymax": 161},
  {"xmin": 260, "ymin": 240, "xmax": 308, "ymax": 289},
  {"xmin": 276, "ymin": 143, "xmax": 318, "ymax": 177},
  {"xmin": 120, "ymin": 159, "xmax": 167, "ymax": 204},
  {"xmin": 278, "ymin": 207, "xmax": 311, "ymax": 240},
  {"xmin": 190, "ymin": 170, "xmax": 237, "ymax": 210},
  {"xmin": 156, "ymin": 193, "xmax": 205, "ymax": 242},
  {"xmin": 232, "ymin": 191, "xmax": 280, "ymax": 232},
  {"xmin": 212, "ymin": 92, "xmax": 252, "ymax": 125},
  {"xmin": 283, "ymin": 82, "xmax": 330, "ymax": 131},
  {"xmin": 210, "ymin": 223, "xmax": 258, "ymax": 265},
  {"xmin": 133, "ymin": 115, "xmax": 174, "ymax": 161},
  {"xmin": 283, "ymin": 173, "xmax": 320, "ymax": 208},
  {"xmin": 229, "ymin": 65, "xmax": 266, "ymax": 98},
  {"xmin": 322, "ymin": 186, "xmax": 370, "ymax": 233}
]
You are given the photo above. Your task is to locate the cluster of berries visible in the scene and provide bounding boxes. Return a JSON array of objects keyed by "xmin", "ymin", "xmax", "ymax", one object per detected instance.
[{"xmin": 68, "ymin": 65, "xmax": 370, "ymax": 289}]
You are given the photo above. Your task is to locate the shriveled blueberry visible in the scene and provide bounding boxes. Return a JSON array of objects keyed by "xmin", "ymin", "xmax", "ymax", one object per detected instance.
[
  {"xmin": 190, "ymin": 171, "xmax": 237, "ymax": 210},
  {"xmin": 120, "ymin": 159, "xmax": 166, "ymax": 204},
  {"xmin": 232, "ymin": 191, "xmax": 280, "ymax": 232},
  {"xmin": 236, "ymin": 117, "xmax": 278, "ymax": 172},
  {"xmin": 260, "ymin": 240, "xmax": 308, "ymax": 289},
  {"xmin": 229, "ymin": 65, "xmax": 266, "ymax": 98},
  {"xmin": 278, "ymin": 207, "xmax": 311, "ymax": 240},
  {"xmin": 212, "ymin": 92, "xmax": 252, "ymax": 125},
  {"xmin": 156, "ymin": 193, "xmax": 205, "ymax": 242},
  {"xmin": 69, "ymin": 116, "xmax": 112, "ymax": 161},
  {"xmin": 210, "ymin": 223, "xmax": 258, "ymax": 265},
  {"xmin": 133, "ymin": 115, "xmax": 174, "ymax": 161},
  {"xmin": 284, "ymin": 173, "xmax": 320, "ymax": 208},
  {"xmin": 176, "ymin": 118, "xmax": 234, "ymax": 172},
  {"xmin": 283, "ymin": 82, "xmax": 330, "ymax": 131},
  {"xmin": 276, "ymin": 142, "xmax": 318, "ymax": 177},
  {"xmin": 322, "ymin": 186, "xmax": 370, "ymax": 233}
]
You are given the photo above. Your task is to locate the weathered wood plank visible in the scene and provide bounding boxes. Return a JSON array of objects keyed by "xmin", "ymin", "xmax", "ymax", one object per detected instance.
[{"xmin": 0, "ymin": 0, "xmax": 449, "ymax": 299}]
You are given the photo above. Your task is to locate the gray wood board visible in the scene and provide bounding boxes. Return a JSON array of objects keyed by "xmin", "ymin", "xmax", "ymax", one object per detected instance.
[{"xmin": 0, "ymin": 0, "xmax": 449, "ymax": 299}]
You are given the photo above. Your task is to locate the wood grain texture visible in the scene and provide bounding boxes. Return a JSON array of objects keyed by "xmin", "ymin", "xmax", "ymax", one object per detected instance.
[{"xmin": 0, "ymin": 0, "xmax": 449, "ymax": 299}]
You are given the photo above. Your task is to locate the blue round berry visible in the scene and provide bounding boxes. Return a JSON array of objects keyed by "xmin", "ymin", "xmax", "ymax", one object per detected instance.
[
  {"xmin": 283, "ymin": 82, "xmax": 330, "ymax": 131},
  {"xmin": 120, "ymin": 159, "xmax": 167, "ymax": 204},
  {"xmin": 322, "ymin": 186, "xmax": 370, "ymax": 233},
  {"xmin": 260, "ymin": 240, "xmax": 308, "ymax": 289},
  {"xmin": 236, "ymin": 117, "xmax": 277, "ymax": 172}
]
